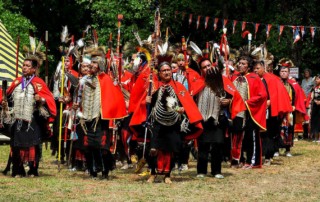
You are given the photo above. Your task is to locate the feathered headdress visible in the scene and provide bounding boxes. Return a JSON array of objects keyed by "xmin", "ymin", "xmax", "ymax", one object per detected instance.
[
  {"xmin": 23, "ymin": 29, "xmax": 46, "ymax": 68},
  {"xmin": 156, "ymin": 41, "xmax": 173, "ymax": 69},
  {"xmin": 239, "ymin": 44, "xmax": 257, "ymax": 58},
  {"xmin": 228, "ymin": 48, "xmax": 240, "ymax": 64},
  {"xmin": 85, "ymin": 46, "xmax": 106, "ymax": 71},
  {"xmin": 278, "ymin": 58, "xmax": 294, "ymax": 68},
  {"xmin": 136, "ymin": 46, "xmax": 152, "ymax": 65}
]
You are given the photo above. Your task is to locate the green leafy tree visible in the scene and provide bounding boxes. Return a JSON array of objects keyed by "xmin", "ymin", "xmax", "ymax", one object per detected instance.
[{"xmin": 0, "ymin": 0, "xmax": 35, "ymax": 54}]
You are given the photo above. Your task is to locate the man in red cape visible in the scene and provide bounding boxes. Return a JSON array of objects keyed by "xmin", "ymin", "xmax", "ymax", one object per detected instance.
[
  {"xmin": 1, "ymin": 56, "xmax": 56, "ymax": 177},
  {"xmin": 74, "ymin": 49, "xmax": 126, "ymax": 179},
  {"xmin": 172, "ymin": 53, "xmax": 204, "ymax": 170},
  {"xmin": 254, "ymin": 61, "xmax": 292, "ymax": 165},
  {"xmin": 277, "ymin": 65, "xmax": 306, "ymax": 157},
  {"xmin": 173, "ymin": 53, "xmax": 203, "ymax": 96},
  {"xmin": 231, "ymin": 55, "xmax": 267, "ymax": 169},
  {"xmin": 130, "ymin": 59, "xmax": 203, "ymax": 183},
  {"xmin": 195, "ymin": 58, "xmax": 246, "ymax": 179}
]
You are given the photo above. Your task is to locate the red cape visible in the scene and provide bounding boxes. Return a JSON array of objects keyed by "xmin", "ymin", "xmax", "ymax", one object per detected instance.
[
  {"xmin": 128, "ymin": 65, "xmax": 158, "ymax": 114},
  {"xmin": 1, "ymin": 76, "xmax": 57, "ymax": 122},
  {"xmin": 130, "ymin": 80, "xmax": 203, "ymax": 140},
  {"xmin": 98, "ymin": 73, "xmax": 127, "ymax": 120},
  {"xmin": 121, "ymin": 70, "xmax": 133, "ymax": 92},
  {"xmin": 263, "ymin": 73, "xmax": 293, "ymax": 117},
  {"xmin": 185, "ymin": 68, "xmax": 203, "ymax": 96},
  {"xmin": 288, "ymin": 79, "xmax": 307, "ymax": 123},
  {"xmin": 244, "ymin": 73, "xmax": 268, "ymax": 130},
  {"xmin": 198, "ymin": 76, "xmax": 246, "ymax": 119},
  {"xmin": 69, "ymin": 69, "xmax": 78, "ymax": 77},
  {"xmin": 288, "ymin": 79, "xmax": 307, "ymax": 114}
]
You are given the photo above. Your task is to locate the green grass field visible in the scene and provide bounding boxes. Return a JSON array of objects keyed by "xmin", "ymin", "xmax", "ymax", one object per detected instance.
[{"xmin": 1, "ymin": 140, "xmax": 320, "ymax": 202}]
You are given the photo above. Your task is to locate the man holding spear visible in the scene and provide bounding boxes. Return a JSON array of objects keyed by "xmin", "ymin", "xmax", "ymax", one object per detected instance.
[{"xmin": 0, "ymin": 49, "xmax": 56, "ymax": 177}]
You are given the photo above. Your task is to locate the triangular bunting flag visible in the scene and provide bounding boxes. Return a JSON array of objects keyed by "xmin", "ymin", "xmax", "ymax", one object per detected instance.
[
  {"xmin": 278, "ymin": 25, "xmax": 284, "ymax": 42},
  {"xmin": 233, "ymin": 20, "xmax": 238, "ymax": 34},
  {"xmin": 310, "ymin": 27, "xmax": 316, "ymax": 42},
  {"xmin": 242, "ymin": 21, "xmax": 246, "ymax": 31},
  {"xmin": 205, "ymin": 16, "xmax": 210, "ymax": 29},
  {"xmin": 266, "ymin": 24, "xmax": 272, "ymax": 39},
  {"xmin": 223, "ymin": 19, "xmax": 228, "ymax": 28},
  {"xmin": 196, "ymin": 16, "xmax": 201, "ymax": 29},
  {"xmin": 255, "ymin": 23, "xmax": 260, "ymax": 39},
  {"xmin": 214, "ymin": 18, "xmax": 219, "ymax": 31},
  {"xmin": 300, "ymin": 26, "xmax": 305, "ymax": 41},
  {"xmin": 293, "ymin": 26, "xmax": 301, "ymax": 44}
]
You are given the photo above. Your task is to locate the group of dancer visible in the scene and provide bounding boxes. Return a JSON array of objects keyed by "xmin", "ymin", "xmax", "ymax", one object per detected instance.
[{"xmin": 0, "ymin": 25, "xmax": 319, "ymax": 184}]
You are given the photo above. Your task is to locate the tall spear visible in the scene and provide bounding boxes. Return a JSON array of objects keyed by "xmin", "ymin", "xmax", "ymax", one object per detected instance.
[
  {"xmin": 58, "ymin": 56, "xmax": 65, "ymax": 171},
  {"xmin": 220, "ymin": 28, "xmax": 229, "ymax": 77},
  {"xmin": 181, "ymin": 36, "xmax": 192, "ymax": 95},
  {"xmin": 15, "ymin": 35, "xmax": 20, "ymax": 78},
  {"xmin": 58, "ymin": 26, "xmax": 68, "ymax": 171},
  {"xmin": 165, "ymin": 27, "xmax": 169, "ymax": 43},
  {"xmin": 107, "ymin": 33, "xmax": 112, "ymax": 74},
  {"xmin": 117, "ymin": 14, "xmax": 123, "ymax": 83},
  {"xmin": 248, "ymin": 33, "xmax": 252, "ymax": 52},
  {"xmin": 45, "ymin": 31, "xmax": 49, "ymax": 85}
]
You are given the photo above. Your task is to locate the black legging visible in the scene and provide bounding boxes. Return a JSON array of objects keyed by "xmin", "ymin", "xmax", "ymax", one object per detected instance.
[{"xmin": 197, "ymin": 142, "xmax": 223, "ymax": 175}]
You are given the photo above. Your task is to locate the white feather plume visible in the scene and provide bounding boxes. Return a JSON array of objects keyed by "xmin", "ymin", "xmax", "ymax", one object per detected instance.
[
  {"xmin": 36, "ymin": 40, "xmax": 43, "ymax": 52},
  {"xmin": 54, "ymin": 61, "xmax": 62, "ymax": 80},
  {"xmin": 251, "ymin": 46, "xmax": 262, "ymax": 56},
  {"xmin": 157, "ymin": 42, "xmax": 168, "ymax": 55},
  {"xmin": 147, "ymin": 35, "xmax": 152, "ymax": 44},
  {"xmin": 60, "ymin": 26, "xmax": 68, "ymax": 43},
  {"xmin": 29, "ymin": 35, "xmax": 36, "ymax": 54},
  {"xmin": 190, "ymin": 41, "xmax": 203, "ymax": 56}
]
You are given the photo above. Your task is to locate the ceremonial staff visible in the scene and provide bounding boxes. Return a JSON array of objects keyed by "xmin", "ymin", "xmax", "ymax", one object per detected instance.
[
  {"xmin": 136, "ymin": 6, "xmax": 160, "ymax": 173},
  {"xmin": 117, "ymin": 14, "xmax": 123, "ymax": 83},
  {"xmin": 58, "ymin": 26, "xmax": 68, "ymax": 170},
  {"xmin": 107, "ymin": 33, "xmax": 112, "ymax": 73},
  {"xmin": 181, "ymin": 36, "xmax": 192, "ymax": 95},
  {"xmin": 58, "ymin": 56, "xmax": 65, "ymax": 171},
  {"xmin": 220, "ymin": 28, "xmax": 229, "ymax": 77},
  {"xmin": 45, "ymin": 31, "xmax": 49, "ymax": 85},
  {"xmin": 248, "ymin": 33, "xmax": 252, "ymax": 52}
]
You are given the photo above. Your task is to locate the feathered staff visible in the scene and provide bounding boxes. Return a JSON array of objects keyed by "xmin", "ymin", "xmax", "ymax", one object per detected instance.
[
  {"xmin": 58, "ymin": 56, "xmax": 66, "ymax": 171},
  {"xmin": 181, "ymin": 36, "xmax": 189, "ymax": 69},
  {"xmin": 220, "ymin": 28, "xmax": 229, "ymax": 77},
  {"xmin": 58, "ymin": 26, "xmax": 68, "ymax": 171},
  {"xmin": 181, "ymin": 36, "xmax": 192, "ymax": 95},
  {"xmin": 45, "ymin": 31, "xmax": 49, "ymax": 84},
  {"xmin": 136, "ymin": 6, "xmax": 160, "ymax": 173},
  {"xmin": 117, "ymin": 14, "xmax": 124, "ymax": 83},
  {"xmin": 106, "ymin": 33, "xmax": 113, "ymax": 73},
  {"xmin": 92, "ymin": 29, "xmax": 98, "ymax": 48},
  {"xmin": 165, "ymin": 27, "xmax": 169, "ymax": 43}
]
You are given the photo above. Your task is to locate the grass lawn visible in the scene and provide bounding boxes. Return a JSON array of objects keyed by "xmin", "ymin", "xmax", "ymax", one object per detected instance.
[{"xmin": 1, "ymin": 140, "xmax": 320, "ymax": 202}]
